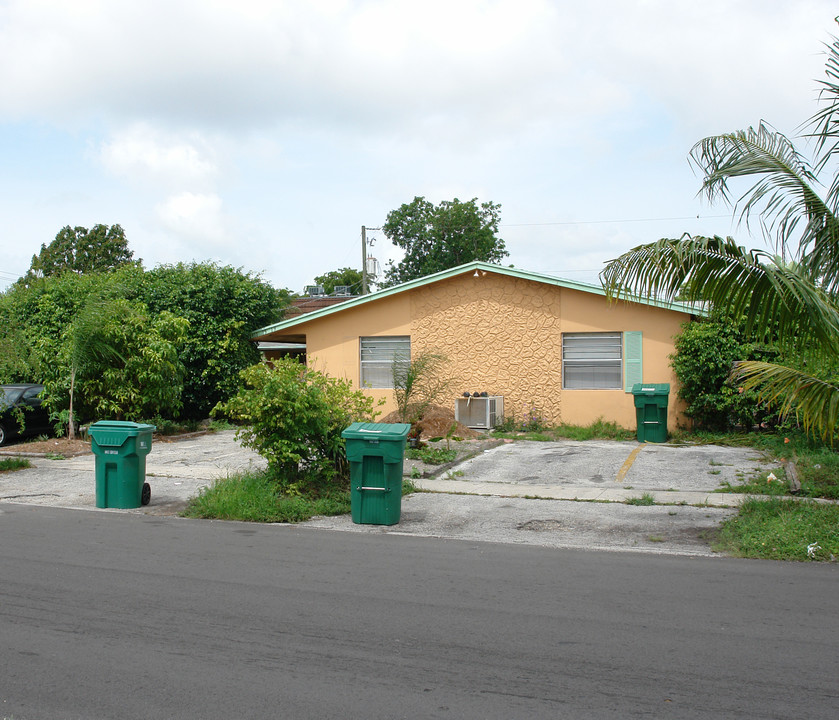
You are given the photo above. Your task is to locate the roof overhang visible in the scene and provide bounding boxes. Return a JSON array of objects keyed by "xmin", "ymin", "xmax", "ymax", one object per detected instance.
[{"xmin": 252, "ymin": 261, "xmax": 705, "ymax": 342}]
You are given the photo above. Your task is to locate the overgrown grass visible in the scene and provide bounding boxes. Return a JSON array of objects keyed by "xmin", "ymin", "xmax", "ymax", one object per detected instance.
[
  {"xmin": 716, "ymin": 468, "xmax": 790, "ymax": 496},
  {"xmin": 0, "ymin": 457, "xmax": 31, "ymax": 472},
  {"xmin": 715, "ymin": 497, "xmax": 839, "ymax": 561},
  {"xmin": 406, "ymin": 446, "xmax": 458, "ymax": 465},
  {"xmin": 183, "ymin": 468, "xmax": 419, "ymax": 522},
  {"xmin": 182, "ymin": 470, "xmax": 351, "ymax": 522},
  {"xmin": 493, "ymin": 417, "xmax": 635, "ymax": 442}
]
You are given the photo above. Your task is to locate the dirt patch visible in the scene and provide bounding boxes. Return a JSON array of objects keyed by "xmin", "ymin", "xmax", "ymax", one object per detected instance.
[
  {"xmin": 380, "ymin": 404, "xmax": 481, "ymax": 439},
  {"xmin": 0, "ymin": 437, "xmax": 91, "ymax": 457}
]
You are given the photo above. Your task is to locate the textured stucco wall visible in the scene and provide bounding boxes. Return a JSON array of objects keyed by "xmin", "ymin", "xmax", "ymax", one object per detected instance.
[
  {"xmin": 271, "ymin": 269, "xmax": 691, "ymax": 430},
  {"xmin": 409, "ymin": 271, "xmax": 689, "ymax": 430},
  {"xmin": 410, "ymin": 272, "xmax": 565, "ymax": 424}
]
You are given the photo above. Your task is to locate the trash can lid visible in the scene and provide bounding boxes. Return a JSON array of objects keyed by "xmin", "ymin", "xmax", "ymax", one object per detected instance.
[
  {"xmin": 341, "ymin": 422, "xmax": 411, "ymax": 440},
  {"xmin": 89, "ymin": 420, "xmax": 156, "ymax": 431},
  {"xmin": 630, "ymin": 383, "xmax": 670, "ymax": 395}
]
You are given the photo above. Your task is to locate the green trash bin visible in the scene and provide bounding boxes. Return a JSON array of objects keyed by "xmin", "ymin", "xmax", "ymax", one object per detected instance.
[
  {"xmin": 89, "ymin": 421, "xmax": 156, "ymax": 509},
  {"xmin": 631, "ymin": 383, "xmax": 670, "ymax": 443},
  {"xmin": 342, "ymin": 422, "xmax": 411, "ymax": 525}
]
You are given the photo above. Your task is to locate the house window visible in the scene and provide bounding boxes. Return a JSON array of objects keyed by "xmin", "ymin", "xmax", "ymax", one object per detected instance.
[
  {"xmin": 562, "ymin": 332, "xmax": 622, "ymax": 389},
  {"xmin": 360, "ymin": 336, "xmax": 410, "ymax": 388}
]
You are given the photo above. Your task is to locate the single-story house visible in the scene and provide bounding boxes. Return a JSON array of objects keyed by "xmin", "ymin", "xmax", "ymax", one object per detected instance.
[{"xmin": 252, "ymin": 261, "xmax": 700, "ymax": 431}]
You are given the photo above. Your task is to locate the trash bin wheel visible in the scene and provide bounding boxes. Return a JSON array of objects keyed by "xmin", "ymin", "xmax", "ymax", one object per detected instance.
[{"xmin": 141, "ymin": 482, "xmax": 151, "ymax": 506}]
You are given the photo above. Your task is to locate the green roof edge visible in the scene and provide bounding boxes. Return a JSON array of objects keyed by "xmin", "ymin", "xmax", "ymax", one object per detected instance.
[{"xmin": 252, "ymin": 261, "xmax": 704, "ymax": 339}]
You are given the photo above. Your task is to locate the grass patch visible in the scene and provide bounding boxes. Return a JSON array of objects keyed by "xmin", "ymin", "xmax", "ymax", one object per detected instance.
[
  {"xmin": 493, "ymin": 417, "xmax": 635, "ymax": 442},
  {"xmin": 716, "ymin": 469, "xmax": 790, "ymax": 496},
  {"xmin": 406, "ymin": 446, "xmax": 458, "ymax": 465},
  {"xmin": 182, "ymin": 470, "xmax": 351, "ymax": 523},
  {"xmin": 0, "ymin": 457, "xmax": 31, "ymax": 472},
  {"xmin": 183, "ymin": 467, "xmax": 419, "ymax": 523},
  {"xmin": 672, "ymin": 429, "xmax": 839, "ymax": 500},
  {"xmin": 626, "ymin": 492, "xmax": 655, "ymax": 506},
  {"xmin": 715, "ymin": 497, "xmax": 839, "ymax": 561}
]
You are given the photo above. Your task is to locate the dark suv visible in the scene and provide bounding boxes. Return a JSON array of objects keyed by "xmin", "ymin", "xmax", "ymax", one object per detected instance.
[{"xmin": 0, "ymin": 384, "xmax": 52, "ymax": 447}]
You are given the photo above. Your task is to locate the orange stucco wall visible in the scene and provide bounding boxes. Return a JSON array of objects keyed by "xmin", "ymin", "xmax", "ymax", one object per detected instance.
[{"xmin": 298, "ymin": 271, "xmax": 691, "ymax": 431}]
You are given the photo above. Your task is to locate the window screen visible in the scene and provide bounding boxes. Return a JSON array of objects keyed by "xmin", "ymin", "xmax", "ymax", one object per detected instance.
[
  {"xmin": 562, "ymin": 333, "xmax": 622, "ymax": 389},
  {"xmin": 360, "ymin": 336, "xmax": 410, "ymax": 388}
]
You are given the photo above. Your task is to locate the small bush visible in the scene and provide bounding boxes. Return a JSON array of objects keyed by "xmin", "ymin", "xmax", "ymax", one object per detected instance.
[{"xmin": 213, "ymin": 358, "xmax": 379, "ymax": 491}]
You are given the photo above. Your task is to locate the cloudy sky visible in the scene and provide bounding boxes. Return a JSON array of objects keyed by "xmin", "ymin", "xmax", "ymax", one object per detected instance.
[{"xmin": 0, "ymin": 1, "xmax": 836, "ymax": 293}]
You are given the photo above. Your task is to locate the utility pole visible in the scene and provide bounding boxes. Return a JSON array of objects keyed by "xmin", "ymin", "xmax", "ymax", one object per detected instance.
[
  {"xmin": 361, "ymin": 226, "xmax": 368, "ymax": 295},
  {"xmin": 361, "ymin": 225, "xmax": 381, "ymax": 295}
]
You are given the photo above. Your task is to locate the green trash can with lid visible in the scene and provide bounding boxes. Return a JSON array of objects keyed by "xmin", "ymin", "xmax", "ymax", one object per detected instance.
[
  {"xmin": 342, "ymin": 422, "xmax": 411, "ymax": 525},
  {"xmin": 89, "ymin": 421, "xmax": 156, "ymax": 508},
  {"xmin": 631, "ymin": 383, "xmax": 670, "ymax": 443}
]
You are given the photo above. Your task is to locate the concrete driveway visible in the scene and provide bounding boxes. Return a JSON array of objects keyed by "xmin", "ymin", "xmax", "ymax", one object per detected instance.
[{"xmin": 0, "ymin": 431, "xmax": 778, "ymax": 556}]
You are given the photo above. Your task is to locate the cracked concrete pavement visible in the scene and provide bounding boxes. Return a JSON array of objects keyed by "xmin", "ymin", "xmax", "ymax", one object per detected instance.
[{"xmin": 0, "ymin": 431, "xmax": 778, "ymax": 556}]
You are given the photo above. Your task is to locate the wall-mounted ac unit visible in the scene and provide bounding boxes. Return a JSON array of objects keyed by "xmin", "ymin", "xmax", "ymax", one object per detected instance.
[{"xmin": 455, "ymin": 396, "xmax": 504, "ymax": 430}]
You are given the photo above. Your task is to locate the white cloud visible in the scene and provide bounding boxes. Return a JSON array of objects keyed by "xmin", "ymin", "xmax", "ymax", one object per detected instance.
[
  {"xmin": 98, "ymin": 125, "xmax": 220, "ymax": 189},
  {"xmin": 155, "ymin": 192, "xmax": 228, "ymax": 248}
]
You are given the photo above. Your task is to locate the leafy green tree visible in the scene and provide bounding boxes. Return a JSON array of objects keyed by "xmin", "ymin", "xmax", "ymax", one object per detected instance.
[
  {"xmin": 601, "ymin": 28, "xmax": 839, "ymax": 441},
  {"xmin": 24, "ymin": 224, "xmax": 138, "ymax": 282},
  {"xmin": 213, "ymin": 358, "xmax": 379, "ymax": 489},
  {"xmin": 140, "ymin": 262, "xmax": 290, "ymax": 418},
  {"xmin": 313, "ymin": 267, "xmax": 363, "ymax": 295},
  {"xmin": 381, "ymin": 197, "xmax": 507, "ymax": 287},
  {"xmin": 42, "ymin": 298, "xmax": 188, "ymax": 432}
]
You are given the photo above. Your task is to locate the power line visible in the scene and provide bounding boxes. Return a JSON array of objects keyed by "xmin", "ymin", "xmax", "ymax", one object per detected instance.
[{"xmin": 501, "ymin": 214, "xmax": 730, "ymax": 228}]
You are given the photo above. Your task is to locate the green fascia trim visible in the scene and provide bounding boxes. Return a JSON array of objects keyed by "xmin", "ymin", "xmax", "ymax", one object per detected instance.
[{"xmin": 252, "ymin": 261, "xmax": 705, "ymax": 339}]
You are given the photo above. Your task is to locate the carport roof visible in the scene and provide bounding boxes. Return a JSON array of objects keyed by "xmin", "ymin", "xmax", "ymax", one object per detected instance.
[{"xmin": 252, "ymin": 261, "xmax": 703, "ymax": 342}]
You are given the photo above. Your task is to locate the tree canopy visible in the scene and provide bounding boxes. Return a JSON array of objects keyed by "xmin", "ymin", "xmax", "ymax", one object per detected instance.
[
  {"xmin": 380, "ymin": 197, "xmax": 508, "ymax": 287},
  {"xmin": 601, "ymin": 26, "xmax": 839, "ymax": 440},
  {"xmin": 0, "ymin": 257, "xmax": 290, "ymax": 428},
  {"xmin": 313, "ymin": 267, "xmax": 363, "ymax": 295},
  {"xmin": 24, "ymin": 224, "xmax": 138, "ymax": 282}
]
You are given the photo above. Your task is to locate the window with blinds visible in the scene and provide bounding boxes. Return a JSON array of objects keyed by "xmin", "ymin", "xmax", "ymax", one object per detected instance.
[
  {"xmin": 360, "ymin": 336, "xmax": 410, "ymax": 388},
  {"xmin": 562, "ymin": 332, "xmax": 622, "ymax": 389}
]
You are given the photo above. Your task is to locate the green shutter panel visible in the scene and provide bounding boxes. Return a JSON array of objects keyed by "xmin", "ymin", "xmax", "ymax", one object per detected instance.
[{"xmin": 624, "ymin": 331, "xmax": 643, "ymax": 392}]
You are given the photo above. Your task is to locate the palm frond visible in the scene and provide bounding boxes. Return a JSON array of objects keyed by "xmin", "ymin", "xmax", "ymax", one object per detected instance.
[
  {"xmin": 689, "ymin": 124, "xmax": 839, "ymax": 287},
  {"xmin": 601, "ymin": 234, "xmax": 839, "ymax": 352},
  {"xmin": 807, "ymin": 29, "xmax": 839, "ymax": 191},
  {"xmin": 733, "ymin": 360, "xmax": 839, "ymax": 441}
]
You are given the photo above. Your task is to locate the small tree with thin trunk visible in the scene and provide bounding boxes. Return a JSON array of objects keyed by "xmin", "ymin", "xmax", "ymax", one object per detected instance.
[{"xmin": 392, "ymin": 351, "xmax": 453, "ymax": 425}]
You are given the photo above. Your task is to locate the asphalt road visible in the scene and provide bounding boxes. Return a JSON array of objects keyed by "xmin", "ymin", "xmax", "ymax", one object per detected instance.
[{"xmin": 2, "ymin": 504, "xmax": 838, "ymax": 720}]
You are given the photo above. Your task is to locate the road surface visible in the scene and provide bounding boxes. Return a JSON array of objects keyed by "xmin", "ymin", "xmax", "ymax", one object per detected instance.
[{"xmin": 1, "ymin": 504, "xmax": 837, "ymax": 719}]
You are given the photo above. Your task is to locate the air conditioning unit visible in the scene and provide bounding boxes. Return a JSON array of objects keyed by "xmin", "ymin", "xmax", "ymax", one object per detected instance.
[
  {"xmin": 334, "ymin": 285, "xmax": 352, "ymax": 296},
  {"xmin": 304, "ymin": 285, "xmax": 325, "ymax": 297},
  {"xmin": 455, "ymin": 395, "xmax": 504, "ymax": 430}
]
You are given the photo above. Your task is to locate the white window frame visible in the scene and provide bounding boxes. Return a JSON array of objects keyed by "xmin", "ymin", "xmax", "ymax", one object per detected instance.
[
  {"xmin": 360, "ymin": 336, "xmax": 410, "ymax": 388},
  {"xmin": 562, "ymin": 332, "xmax": 623, "ymax": 389}
]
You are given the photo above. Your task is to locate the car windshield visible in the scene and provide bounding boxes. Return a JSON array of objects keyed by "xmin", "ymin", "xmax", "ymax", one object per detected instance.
[{"xmin": 0, "ymin": 387, "xmax": 24, "ymax": 408}]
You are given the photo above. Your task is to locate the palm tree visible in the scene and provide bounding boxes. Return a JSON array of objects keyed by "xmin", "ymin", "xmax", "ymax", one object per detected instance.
[{"xmin": 601, "ymin": 29, "xmax": 839, "ymax": 440}]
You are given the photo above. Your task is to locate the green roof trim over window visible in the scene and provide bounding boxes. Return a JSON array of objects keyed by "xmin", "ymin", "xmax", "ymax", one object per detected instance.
[{"xmin": 623, "ymin": 331, "xmax": 643, "ymax": 392}]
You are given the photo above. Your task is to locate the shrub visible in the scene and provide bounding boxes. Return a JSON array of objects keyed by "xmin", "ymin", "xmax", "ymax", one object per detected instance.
[
  {"xmin": 213, "ymin": 358, "xmax": 379, "ymax": 491},
  {"xmin": 671, "ymin": 315, "xmax": 779, "ymax": 431}
]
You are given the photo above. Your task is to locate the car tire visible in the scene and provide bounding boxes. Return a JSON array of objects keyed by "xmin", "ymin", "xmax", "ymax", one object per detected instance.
[{"xmin": 0, "ymin": 423, "xmax": 6, "ymax": 447}]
